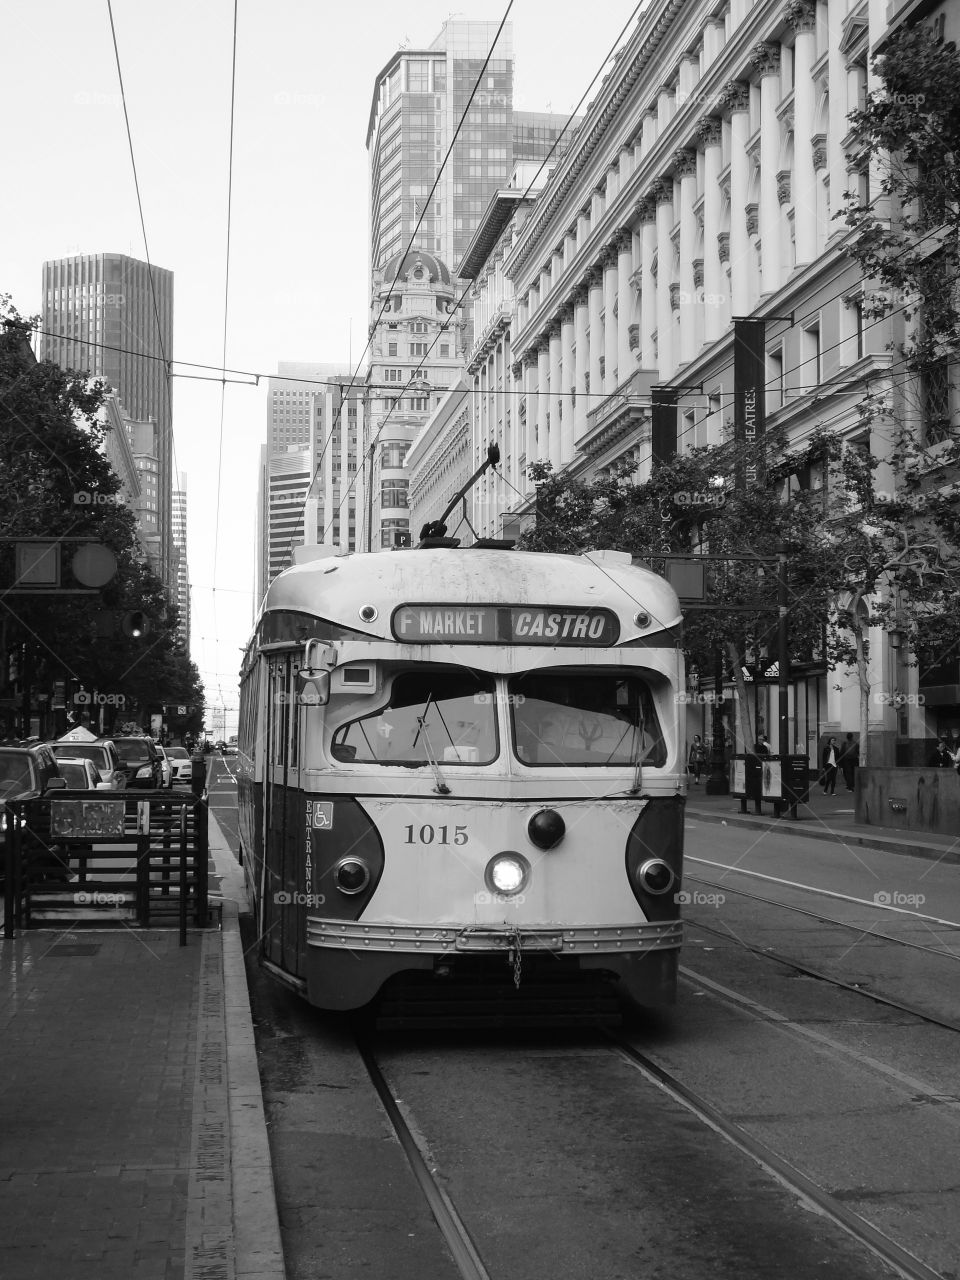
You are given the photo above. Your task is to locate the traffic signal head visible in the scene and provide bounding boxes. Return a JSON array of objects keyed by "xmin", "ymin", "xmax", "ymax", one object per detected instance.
[{"xmin": 121, "ymin": 610, "xmax": 150, "ymax": 638}]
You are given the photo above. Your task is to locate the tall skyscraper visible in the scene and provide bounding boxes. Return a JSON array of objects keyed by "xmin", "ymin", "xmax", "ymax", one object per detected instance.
[
  {"xmin": 172, "ymin": 472, "xmax": 190, "ymax": 653},
  {"xmin": 40, "ymin": 252, "xmax": 175, "ymax": 594},
  {"xmin": 256, "ymin": 363, "xmax": 364, "ymax": 603},
  {"xmin": 367, "ymin": 20, "xmax": 570, "ymax": 276}
]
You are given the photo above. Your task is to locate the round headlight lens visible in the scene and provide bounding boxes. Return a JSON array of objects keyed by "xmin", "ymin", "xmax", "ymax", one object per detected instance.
[
  {"xmin": 486, "ymin": 853, "xmax": 529, "ymax": 896},
  {"xmin": 637, "ymin": 858, "xmax": 675, "ymax": 896},
  {"xmin": 334, "ymin": 857, "xmax": 370, "ymax": 895}
]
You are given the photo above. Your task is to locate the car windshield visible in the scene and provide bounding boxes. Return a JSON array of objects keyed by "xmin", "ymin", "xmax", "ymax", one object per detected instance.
[
  {"xmin": 509, "ymin": 669, "xmax": 666, "ymax": 767},
  {"xmin": 114, "ymin": 740, "xmax": 151, "ymax": 761},
  {"xmin": 53, "ymin": 745, "xmax": 106, "ymax": 767},
  {"xmin": 0, "ymin": 753, "xmax": 35, "ymax": 792},
  {"xmin": 167, "ymin": 748, "xmax": 189, "ymax": 760},
  {"xmin": 331, "ymin": 667, "xmax": 497, "ymax": 765}
]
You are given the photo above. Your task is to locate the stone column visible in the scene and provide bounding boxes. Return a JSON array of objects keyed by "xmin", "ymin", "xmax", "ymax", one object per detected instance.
[
  {"xmin": 616, "ymin": 229, "xmax": 635, "ymax": 382},
  {"xmin": 573, "ymin": 287, "xmax": 589, "ymax": 444},
  {"xmin": 560, "ymin": 305, "xmax": 575, "ymax": 465},
  {"xmin": 548, "ymin": 321, "xmax": 562, "ymax": 469},
  {"xmin": 655, "ymin": 179, "xmax": 675, "ymax": 379},
  {"xmin": 720, "ymin": 80, "xmax": 751, "ymax": 317},
  {"xmin": 510, "ymin": 358, "xmax": 524, "ymax": 493},
  {"xmin": 536, "ymin": 341, "xmax": 550, "ymax": 467},
  {"xmin": 790, "ymin": 3, "xmax": 817, "ymax": 265},
  {"xmin": 751, "ymin": 41, "xmax": 782, "ymax": 296},
  {"xmin": 675, "ymin": 148, "xmax": 699, "ymax": 365},
  {"xmin": 637, "ymin": 201, "xmax": 657, "ymax": 369},
  {"xmin": 697, "ymin": 117, "xmax": 725, "ymax": 340},
  {"xmin": 523, "ymin": 351, "xmax": 538, "ymax": 471},
  {"xmin": 587, "ymin": 266, "xmax": 603, "ymax": 404},
  {"xmin": 603, "ymin": 247, "xmax": 619, "ymax": 392}
]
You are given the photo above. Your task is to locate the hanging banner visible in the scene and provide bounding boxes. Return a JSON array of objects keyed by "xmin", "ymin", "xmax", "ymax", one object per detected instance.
[
  {"xmin": 651, "ymin": 387, "xmax": 678, "ymax": 468},
  {"xmin": 733, "ymin": 318, "xmax": 766, "ymax": 488}
]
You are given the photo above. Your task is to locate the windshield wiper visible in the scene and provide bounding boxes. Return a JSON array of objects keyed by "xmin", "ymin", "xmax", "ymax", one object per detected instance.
[{"xmin": 413, "ymin": 696, "xmax": 451, "ymax": 795}]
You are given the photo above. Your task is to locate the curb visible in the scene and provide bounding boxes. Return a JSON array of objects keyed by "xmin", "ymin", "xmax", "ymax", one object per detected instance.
[
  {"xmin": 209, "ymin": 813, "xmax": 287, "ymax": 1280},
  {"xmin": 685, "ymin": 805, "xmax": 960, "ymax": 864}
]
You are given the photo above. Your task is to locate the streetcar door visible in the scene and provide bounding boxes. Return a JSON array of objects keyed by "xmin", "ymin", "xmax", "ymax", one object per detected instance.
[{"xmin": 261, "ymin": 653, "xmax": 294, "ymax": 971}]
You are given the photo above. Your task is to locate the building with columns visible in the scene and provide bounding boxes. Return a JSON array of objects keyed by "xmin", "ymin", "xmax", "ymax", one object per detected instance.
[{"xmin": 466, "ymin": 0, "xmax": 944, "ymax": 766}]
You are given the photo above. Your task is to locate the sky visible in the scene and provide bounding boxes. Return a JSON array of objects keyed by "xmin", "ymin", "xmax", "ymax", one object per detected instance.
[{"xmin": 0, "ymin": 0, "xmax": 641, "ymax": 736}]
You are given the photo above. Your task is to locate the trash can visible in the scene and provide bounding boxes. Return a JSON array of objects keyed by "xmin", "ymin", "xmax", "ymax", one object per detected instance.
[{"xmin": 190, "ymin": 753, "xmax": 207, "ymax": 798}]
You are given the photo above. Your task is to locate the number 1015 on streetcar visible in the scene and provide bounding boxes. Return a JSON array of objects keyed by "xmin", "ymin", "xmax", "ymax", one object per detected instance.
[{"xmin": 237, "ymin": 543, "xmax": 686, "ymax": 1013}]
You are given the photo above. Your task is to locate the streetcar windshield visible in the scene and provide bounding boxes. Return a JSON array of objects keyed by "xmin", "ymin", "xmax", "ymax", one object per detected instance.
[
  {"xmin": 509, "ymin": 669, "xmax": 666, "ymax": 767},
  {"xmin": 330, "ymin": 668, "xmax": 498, "ymax": 765}
]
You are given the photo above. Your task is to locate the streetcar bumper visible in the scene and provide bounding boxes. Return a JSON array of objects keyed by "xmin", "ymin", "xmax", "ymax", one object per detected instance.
[{"xmin": 304, "ymin": 917, "xmax": 682, "ymax": 1010}]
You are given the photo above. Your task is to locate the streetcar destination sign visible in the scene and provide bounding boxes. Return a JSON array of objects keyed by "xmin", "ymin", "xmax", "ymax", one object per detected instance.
[{"xmin": 391, "ymin": 604, "xmax": 620, "ymax": 645}]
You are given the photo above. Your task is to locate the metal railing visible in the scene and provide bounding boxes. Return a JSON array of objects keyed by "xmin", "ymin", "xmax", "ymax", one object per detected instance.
[{"xmin": 3, "ymin": 789, "xmax": 209, "ymax": 945}]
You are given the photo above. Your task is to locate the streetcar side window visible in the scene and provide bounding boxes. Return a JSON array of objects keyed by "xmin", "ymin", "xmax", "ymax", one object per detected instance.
[
  {"xmin": 509, "ymin": 669, "xmax": 666, "ymax": 767},
  {"xmin": 330, "ymin": 667, "xmax": 498, "ymax": 765}
]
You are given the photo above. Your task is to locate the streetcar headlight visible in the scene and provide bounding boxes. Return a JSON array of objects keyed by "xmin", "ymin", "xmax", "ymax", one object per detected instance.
[
  {"xmin": 485, "ymin": 852, "xmax": 529, "ymax": 896},
  {"xmin": 527, "ymin": 808, "xmax": 565, "ymax": 850},
  {"xmin": 636, "ymin": 858, "xmax": 675, "ymax": 896},
  {"xmin": 334, "ymin": 857, "xmax": 371, "ymax": 895}
]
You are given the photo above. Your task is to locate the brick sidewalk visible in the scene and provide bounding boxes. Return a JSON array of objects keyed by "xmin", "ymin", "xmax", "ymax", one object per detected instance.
[{"xmin": 0, "ymin": 816, "xmax": 284, "ymax": 1280}]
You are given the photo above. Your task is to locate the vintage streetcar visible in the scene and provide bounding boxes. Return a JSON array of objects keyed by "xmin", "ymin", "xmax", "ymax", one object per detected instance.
[{"xmin": 237, "ymin": 541, "xmax": 685, "ymax": 1014}]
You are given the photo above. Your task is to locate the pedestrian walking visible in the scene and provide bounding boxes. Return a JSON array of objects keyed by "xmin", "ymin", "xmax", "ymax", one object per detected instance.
[
  {"xmin": 688, "ymin": 734, "xmax": 707, "ymax": 783},
  {"xmin": 821, "ymin": 736, "xmax": 840, "ymax": 795},
  {"xmin": 839, "ymin": 732, "xmax": 858, "ymax": 792}
]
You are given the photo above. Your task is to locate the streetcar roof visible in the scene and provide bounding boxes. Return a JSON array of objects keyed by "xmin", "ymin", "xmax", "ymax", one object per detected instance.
[{"xmin": 257, "ymin": 547, "xmax": 681, "ymax": 645}]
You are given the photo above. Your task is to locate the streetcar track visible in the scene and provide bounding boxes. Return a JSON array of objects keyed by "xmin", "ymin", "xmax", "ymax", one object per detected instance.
[
  {"xmin": 604, "ymin": 1029, "xmax": 946, "ymax": 1280},
  {"xmin": 686, "ymin": 872, "xmax": 960, "ymax": 961},
  {"xmin": 682, "ymin": 915, "xmax": 960, "ymax": 1034},
  {"xmin": 357, "ymin": 1037, "xmax": 492, "ymax": 1280},
  {"xmin": 677, "ymin": 967, "xmax": 960, "ymax": 1122},
  {"xmin": 686, "ymin": 857, "xmax": 960, "ymax": 931}
]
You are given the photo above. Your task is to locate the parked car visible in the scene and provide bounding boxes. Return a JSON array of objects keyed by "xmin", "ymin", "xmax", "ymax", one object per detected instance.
[
  {"xmin": 50, "ymin": 739, "xmax": 126, "ymax": 790},
  {"xmin": 156, "ymin": 746, "xmax": 174, "ymax": 788},
  {"xmin": 0, "ymin": 744, "xmax": 69, "ymax": 879},
  {"xmin": 111, "ymin": 736, "xmax": 164, "ymax": 789},
  {"xmin": 164, "ymin": 746, "xmax": 193, "ymax": 786},
  {"xmin": 54, "ymin": 757, "xmax": 111, "ymax": 790}
]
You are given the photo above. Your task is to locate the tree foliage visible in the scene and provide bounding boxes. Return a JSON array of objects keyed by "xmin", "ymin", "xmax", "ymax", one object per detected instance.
[{"xmin": 0, "ymin": 298, "xmax": 204, "ymax": 738}]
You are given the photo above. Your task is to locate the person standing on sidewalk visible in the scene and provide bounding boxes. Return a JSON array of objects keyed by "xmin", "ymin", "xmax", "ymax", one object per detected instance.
[
  {"xmin": 839, "ymin": 733, "xmax": 858, "ymax": 792},
  {"xmin": 821, "ymin": 737, "xmax": 840, "ymax": 795},
  {"xmin": 688, "ymin": 734, "xmax": 707, "ymax": 783},
  {"xmin": 929, "ymin": 738, "xmax": 954, "ymax": 768}
]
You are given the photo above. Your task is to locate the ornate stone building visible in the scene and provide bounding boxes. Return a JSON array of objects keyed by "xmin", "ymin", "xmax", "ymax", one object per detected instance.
[{"xmin": 485, "ymin": 0, "xmax": 940, "ymax": 765}]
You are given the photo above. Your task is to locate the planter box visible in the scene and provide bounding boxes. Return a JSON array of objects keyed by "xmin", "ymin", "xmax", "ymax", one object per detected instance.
[{"xmin": 856, "ymin": 766, "xmax": 960, "ymax": 835}]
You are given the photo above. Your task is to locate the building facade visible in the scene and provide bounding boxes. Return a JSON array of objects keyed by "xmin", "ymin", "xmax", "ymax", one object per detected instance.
[
  {"xmin": 256, "ymin": 364, "xmax": 365, "ymax": 604},
  {"xmin": 405, "ymin": 378, "xmax": 472, "ymax": 538},
  {"xmin": 362, "ymin": 250, "xmax": 464, "ymax": 550},
  {"xmin": 366, "ymin": 20, "xmax": 571, "ymax": 276},
  {"xmin": 452, "ymin": 0, "xmax": 949, "ymax": 766},
  {"xmin": 41, "ymin": 253, "xmax": 175, "ymax": 595},
  {"xmin": 172, "ymin": 472, "xmax": 190, "ymax": 653}
]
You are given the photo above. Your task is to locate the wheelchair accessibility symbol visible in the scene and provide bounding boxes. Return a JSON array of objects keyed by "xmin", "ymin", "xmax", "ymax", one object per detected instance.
[{"xmin": 312, "ymin": 802, "xmax": 334, "ymax": 829}]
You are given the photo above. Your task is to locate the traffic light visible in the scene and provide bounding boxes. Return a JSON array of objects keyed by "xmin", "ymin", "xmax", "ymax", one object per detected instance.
[{"xmin": 121, "ymin": 610, "xmax": 150, "ymax": 638}]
